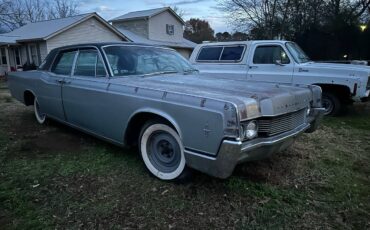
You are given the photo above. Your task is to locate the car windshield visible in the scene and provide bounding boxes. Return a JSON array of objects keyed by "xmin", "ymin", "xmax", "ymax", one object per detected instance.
[
  {"xmin": 286, "ymin": 42, "xmax": 311, "ymax": 63},
  {"xmin": 103, "ymin": 45, "xmax": 196, "ymax": 77}
]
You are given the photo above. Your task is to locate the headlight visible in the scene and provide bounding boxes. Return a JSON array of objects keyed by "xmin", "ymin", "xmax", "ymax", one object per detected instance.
[
  {"xmin": 241, "ymin": 120, "xmax": 258, "ymax": 140},
  {"xmin": 306, "ymin": 107, "xmax": 311, "ymax": 116}
]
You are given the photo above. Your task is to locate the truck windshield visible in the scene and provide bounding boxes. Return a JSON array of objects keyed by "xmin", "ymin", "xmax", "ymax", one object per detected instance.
[
  {"xmin": 286, "ymin": 42, "xmax": 311, "ymax": 63},
  {"xmin": 103, "ymin": 45, "xmax": 196, "ymax": 77}
]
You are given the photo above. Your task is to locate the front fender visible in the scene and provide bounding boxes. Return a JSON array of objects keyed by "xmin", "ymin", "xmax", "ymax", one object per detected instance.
[{"xmin": 127, "ymin": 107, "xmax": 183, "ymax": 138}]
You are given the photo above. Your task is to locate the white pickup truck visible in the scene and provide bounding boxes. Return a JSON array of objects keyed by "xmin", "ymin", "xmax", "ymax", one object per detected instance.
[{"xmin": 189, "ymin": 40, "xmax": 370, "ymax": 115}]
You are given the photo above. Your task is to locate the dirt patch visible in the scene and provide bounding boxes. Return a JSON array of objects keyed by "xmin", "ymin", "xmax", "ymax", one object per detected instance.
[{"xmin": 1, "ymin": 103, "xmax": 93, "ymax": 159}]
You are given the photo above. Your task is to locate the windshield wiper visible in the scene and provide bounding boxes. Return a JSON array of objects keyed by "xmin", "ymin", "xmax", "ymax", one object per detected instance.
[{"xmin": 141, "ymin": 71, "xmax": 178, "ymax": 77}]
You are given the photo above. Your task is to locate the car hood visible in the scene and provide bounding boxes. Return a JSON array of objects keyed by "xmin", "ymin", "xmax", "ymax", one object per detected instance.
[
  {"xmin": 302, "ymin": 62, "xmax": 370, "ymax": 76},
  {"xmin": 109, "ymin": 74, "xmax": 313, "ymax": 119}
]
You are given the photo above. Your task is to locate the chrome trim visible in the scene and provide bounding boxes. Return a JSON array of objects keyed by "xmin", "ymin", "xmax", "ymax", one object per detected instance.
[{"xmin": 185, "ymin": 123, "xmax": 310, "ymax": 179}]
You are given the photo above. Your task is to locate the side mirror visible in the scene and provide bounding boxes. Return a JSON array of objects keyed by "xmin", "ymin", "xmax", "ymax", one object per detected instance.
[{"xmin": 275, "ymin": 60, "xmax": 285, "ymax": 66}]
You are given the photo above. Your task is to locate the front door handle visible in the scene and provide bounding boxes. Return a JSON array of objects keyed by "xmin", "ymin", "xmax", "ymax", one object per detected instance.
[
  {"xmin": 249, "ymin": 66, "xmax": 258, "ymax": 69},
  {"xmin": 56, "ymin": 79, "xmax": 65, "ymax": 84}
]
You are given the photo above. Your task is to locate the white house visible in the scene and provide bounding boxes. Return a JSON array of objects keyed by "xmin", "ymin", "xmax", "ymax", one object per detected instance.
[
  {"xmin": 109, "ymin": 7, "xmax": 196, "ymax": 58},
  {"xmin": 0, "ymin": 13, "xmax": 128, "ymax": 75}
]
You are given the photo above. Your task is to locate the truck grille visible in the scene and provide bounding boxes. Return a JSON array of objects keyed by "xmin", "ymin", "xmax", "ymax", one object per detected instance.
[{"xmin": 258, "ymin": 109, "xmax": 306, "ymax": 136}]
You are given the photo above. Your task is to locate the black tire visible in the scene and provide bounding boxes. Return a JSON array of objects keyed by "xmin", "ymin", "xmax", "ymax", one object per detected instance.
[
  {"xmin": 322, "ymin": 92, "xmax": 341, "ymax": 116},
  {"xmin": 138, "ymin": 120, "xmax": 191, "ymax": 181}
]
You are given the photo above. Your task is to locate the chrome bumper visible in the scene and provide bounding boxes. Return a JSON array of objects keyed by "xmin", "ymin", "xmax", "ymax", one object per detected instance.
[
  {"xmin": 306, "ymin": 107, "xmax": 325, "ymax": 133},
  {"xmin": 185, "ymin": 123, "xmax": 310, "ymax": 179}
]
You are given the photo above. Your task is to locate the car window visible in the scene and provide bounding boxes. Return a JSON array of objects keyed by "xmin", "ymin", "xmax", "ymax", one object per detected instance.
[
  {"xmin": 103, "ymin": 46, "xmax": 193, "ymax": 76},
  {"xmin": 197, "ymin": 47, "xmax": 223, "ymax": 61},
  {"xmin": 74, "ymin": 49, "xmax": 106, "ymax": 77},
  {"xmin": 51, "ymin": 51, "xmax": 77, "ymax": 75},
  {"xmin": 253, "ymin": 45, "xmax": 290, "ymax": 64},
  {"xmin": 220, "ymin": 46, "xmax": 245, "ymax": 61}
]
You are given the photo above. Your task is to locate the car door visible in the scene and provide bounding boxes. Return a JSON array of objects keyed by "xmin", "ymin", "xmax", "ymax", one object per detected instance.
[
  {"xmin": 247, "ymin": 44, "xmax": 294, "ymax": 84},
  {"xmin": 61, "ymin": 48, "xmax": 115, "ymax": 139},
  {"xmin": 38, "ymin": 49, "xmax": 77, "ymax": 121}
]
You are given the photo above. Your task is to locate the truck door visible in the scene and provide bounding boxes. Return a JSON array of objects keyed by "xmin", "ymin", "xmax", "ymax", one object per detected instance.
[{"xmin": 247, "ymin": 44, "xmax": 294, "ymax": 84}]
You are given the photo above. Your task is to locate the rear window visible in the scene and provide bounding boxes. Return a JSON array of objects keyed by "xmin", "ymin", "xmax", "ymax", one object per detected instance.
[
  {"xmin": 220, "ymin": 46, "xmax": 244, "ymax": 61},
  {"xmin": 196, "ymin": 45, "xmax": 245, "ymax": 62},
  {"xmin": 197, "ymin": 47, "xmax": 223, "ymax": 61}
]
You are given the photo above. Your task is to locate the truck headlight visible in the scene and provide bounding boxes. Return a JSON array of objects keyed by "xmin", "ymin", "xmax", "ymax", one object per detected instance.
[{"xmin": 241, "ymin": 121, "xmax": 258, "ymax": 140}]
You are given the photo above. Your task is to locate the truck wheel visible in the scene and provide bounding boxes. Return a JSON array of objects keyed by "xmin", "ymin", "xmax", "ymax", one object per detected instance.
[
  {"xmin": 139, "ymin": 121, "xmax": 189, "ymax": 181},
  {"xmin": 322, "ymin": 92, "xmax": 341, "ymax": 116},
  {"xmin": 34, "ymin": 97, "xmax": 46, "ymax": 124}
]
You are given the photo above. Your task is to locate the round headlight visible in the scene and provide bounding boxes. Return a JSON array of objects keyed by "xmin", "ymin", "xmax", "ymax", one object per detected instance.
[{"xmin": 243, "ymin": 121, "xmax": 258, "ymax": 140}]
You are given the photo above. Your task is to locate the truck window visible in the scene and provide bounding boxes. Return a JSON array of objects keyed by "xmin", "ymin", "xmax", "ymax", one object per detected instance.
[
  {"xmin": 51, "ymin": 50, "xmax": 77, "ymax": 75},
  {"xmin": 197, "ymin": 47, "xmax": 223, "ymax": 61},
  {"xmin": 220, "ymin": 46, "xmax": 245, "ymax": 61},
  {"xmin": 253, "ymin": 46, "xmax": 290, "ymax": 64}
]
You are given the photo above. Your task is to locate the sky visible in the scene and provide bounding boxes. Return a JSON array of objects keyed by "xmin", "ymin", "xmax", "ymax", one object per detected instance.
[{"xmin": 79, "ymin": 0, "xmax": 230, "ymax": 32}]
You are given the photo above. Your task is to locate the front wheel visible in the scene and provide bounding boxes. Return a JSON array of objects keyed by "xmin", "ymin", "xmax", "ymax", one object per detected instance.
[
  {"xmin": 34, "ymin": 97, "xmax": 46, "ymax": 124},
  {"xmin": 322, "ymin": 92, "xmax": 341, "ymax": 116},
  {"xmin": 139, "ymin": 122, "xmax": 188, "ymax": 181}
]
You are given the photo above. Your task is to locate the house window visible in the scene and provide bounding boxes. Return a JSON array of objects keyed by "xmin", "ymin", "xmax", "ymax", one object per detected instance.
[
  {"xmin": 14, "ymin": 47, "xmax": 21, "ymax": 66},
  {"xmin": 166, "ymin": 24, "xmax": 174, "ymax": 35},
  {"xmin": 29, "ymin": 44, "xmax": 39, "ymax": 65},
  {"xmin": 0, "ymin": 48, "xmax": 7, "ymax": 65}
]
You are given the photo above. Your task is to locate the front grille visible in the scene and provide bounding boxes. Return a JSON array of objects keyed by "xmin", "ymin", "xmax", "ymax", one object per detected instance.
[
  {"xmin": 367, "ymin": 77, "xmax": 370, "ymax": 89},
  {"xmin": 258, "ymin": 109, "xmax": 306, "ymax": 136}
]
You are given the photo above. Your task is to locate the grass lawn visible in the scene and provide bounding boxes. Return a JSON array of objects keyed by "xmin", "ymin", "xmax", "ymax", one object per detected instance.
[{"xmin": 0, "ymin": 81, "xmax": 369, "ymax": 229}]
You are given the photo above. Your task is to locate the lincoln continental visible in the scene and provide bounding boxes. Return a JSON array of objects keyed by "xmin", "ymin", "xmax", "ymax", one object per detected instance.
[{"xmin": 7, "ymin": 42, "xmax": 325, "ymax": 180}]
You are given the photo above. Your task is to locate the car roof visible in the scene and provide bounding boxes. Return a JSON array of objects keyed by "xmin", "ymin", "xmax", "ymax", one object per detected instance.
[
  {"xmin": 196, "ymin": 40, "xmax": 289, "ymax": 47},
  {"xmin": 52, "ymin": 41, "xmax": 174, "ymax": 51}
]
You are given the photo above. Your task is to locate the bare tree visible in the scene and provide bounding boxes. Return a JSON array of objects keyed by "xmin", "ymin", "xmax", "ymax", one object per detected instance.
[
  {"xmin": 172, "ymin": 5, "xmax": 186, "ymax": 18},
  {"xmin": 0, "ymin": 0, "xmax": 79, "ymax": 31},
  {"xmin": 219, "ymin": 0, "xmax": 292, "ymax": 39},
  {"xmin": 49, "ymin": 0, "xmax": 79, "ymax": 19},
  {"xmin": 219, "ymin": 0, "xmax": 370, "ymax": 39}
]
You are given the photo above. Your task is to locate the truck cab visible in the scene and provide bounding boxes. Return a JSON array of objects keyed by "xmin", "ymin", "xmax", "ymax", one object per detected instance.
[{"xmin": 190, "ymin": 40, "xmax": 370, "ymax": 115}]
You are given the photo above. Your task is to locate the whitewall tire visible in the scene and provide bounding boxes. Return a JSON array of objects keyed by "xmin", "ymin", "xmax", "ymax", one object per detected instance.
[
  {"xmin": 34, "ymin": 97, "xmax": 46, "ymax": 124},
  {"xmin": 139, "ymin": 123, "xmax": 186, "ymax": 180}
]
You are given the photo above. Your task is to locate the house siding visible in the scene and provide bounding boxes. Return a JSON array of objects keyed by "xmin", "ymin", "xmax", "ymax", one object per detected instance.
[
  {"xmin": 47, "ymin": 17, "xmax": 124, "ymax": 53},
  {"xmin": 39, "ymin": 41, "xmax": 48, "ymax": 62},
  {"xmin": 148, "ymin": 11, "xmax": 183, "ymax": 42},
  {"xmin": 174, "ymin": 48, "xmax": 192, "ymax": 59},
  {"xmin": 112, "ymin": 19, "xmax": 149, "ymax": 38}
]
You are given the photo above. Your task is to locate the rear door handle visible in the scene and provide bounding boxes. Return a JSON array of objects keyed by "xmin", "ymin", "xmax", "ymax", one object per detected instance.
[
  {"xmin": 56, "ymin": 79, "xmax": 65, "ymax": 84},
  {"xmin": 249, "ymin": 66, "xmax": 258, "ymax": 69}
]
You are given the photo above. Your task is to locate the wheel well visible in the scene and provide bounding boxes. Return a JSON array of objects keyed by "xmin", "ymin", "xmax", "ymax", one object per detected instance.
[
  {"xmin": 314, "ymin": 84, "xmax": 351, "ymax": 101},
  {"xmin": 24, "ymin": 91, "xmax": 35, "ymax": 106},
  {"xmin": 124, "ymin": 112, "xmax": 176, "ymax": 147}
]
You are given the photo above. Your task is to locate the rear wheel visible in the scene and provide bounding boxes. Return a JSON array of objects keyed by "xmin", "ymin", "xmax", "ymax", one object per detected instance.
[
  {"xmin": 139, "ymin": 121, "xmax": 188, "ymax": 181},
  {"xmin": 34, "ymin": 97, "xmax": 46, "ymax": 124},
  {"xmin": 322, "ymin": 92, "xmax": 341, "ymax": 116}
]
